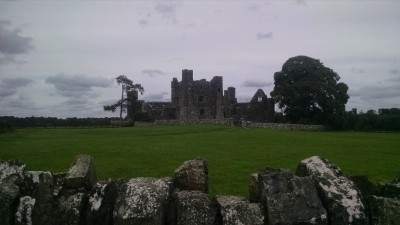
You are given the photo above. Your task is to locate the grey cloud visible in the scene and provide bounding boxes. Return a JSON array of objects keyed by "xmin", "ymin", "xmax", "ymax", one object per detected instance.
[
  {"xmin": 138, "ymin": 20, "xmax": 148, "ymax": 27},
  {"xmin": 144, "ymin": 92, "xmax": 169, "ymax": 101},
  {"xmin": 154, "ymin": 2, "xmax": 178, "ymax": 23},
  {"xmin": 64, "ymin": 98, "xmax": 91, "ymax": 110},
  {"xmin": 141, "ymin": 69, "xmax": 166, "ymax": 77},
  {"xmin": 351, "ymin": 67, "xmax": 364, "ymax": 74},
  {"xmin": 6, "ymin": 95, "xmax": 35, "ymax": 109},
  {"xmin": 155, "ymin": 3, "xmax": 176, "ymax": 14},
  {"xmin": 296, "ymin": 0, "xmax": 307, "ymax": 5},
  {"xmin": 355, "ymin": 79, "xmax": 400, "ymax": 101},
  {"xmin": 0, "ymin": 88, "xmax": 16, "ymax": 98},
  {"xmin": 0, "ymin": 20, "xmax": 33, "ymax": 55},
  {"xmin": 257, "ymin": 32, "xmax": 273, "ymax": 40},
  {"xmin": 242, "ymin": 80, "xmax": 272, "ymax": 88},
  {"xmin": 0, "ymin": 95, "xmax": 37, "ymax": 117},
  {"xmin": 389, "ymin": 68, "xmax": 399, "ymax": 74},
  {"xmin": 45, "ymin": 73, "xmax": 113, "ymax": 97},
  {"xmin": 0, "ymin": 55, "xmax": 27, "ymax": 65},
  {"xmin": 183, "ymin": 23, "xmax": 196, "ymax": 28},
  {"xmin": 3, "ymin": 77, "xmax": 33, "ymax": 87},
  {"xmin": 388, "ymin": 76, "xmax": 400, "ymax": 82},
  {"xmin": 0, "ymin": 77, "xmax": 33, "ymax": 97},
  {"xmin": 248, "ymin": 5, "xmax": 261, "ymax": 12}
]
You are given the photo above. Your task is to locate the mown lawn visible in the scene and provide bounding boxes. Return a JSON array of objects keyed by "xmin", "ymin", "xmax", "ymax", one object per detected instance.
[{"xmin": 1, "ymin": 125, "xmax": 399, "ymax": 197}]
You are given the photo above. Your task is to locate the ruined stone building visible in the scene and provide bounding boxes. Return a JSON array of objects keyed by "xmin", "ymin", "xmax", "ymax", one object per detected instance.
[{"xmin": 142, "ymin": 69, "xmax": 275, "ymax": 122}]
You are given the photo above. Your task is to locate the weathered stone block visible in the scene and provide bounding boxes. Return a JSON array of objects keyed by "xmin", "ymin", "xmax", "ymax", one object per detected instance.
[
  {"xmin": 257, "ymin": 167, "xmax": 327, "ymax": 225},
  {"xmin": 173, "ymin": 190, "xmax": 217, "ymax": 225},
  {"xmin": 296, "ymin": 156, "xmax": 367, "ymax": 225},
  {"xmin": 350, "ymin": 175, "xmax": 377, "ymax": 198},
  {"xmin": 54, "ymin": 192, "xmax": 88, "ymax": 225},
  {"xmin": 174, "ymin": 159, "xmax": 208, "ymax": 193},
  {"xmin": 113, "ymin": 177, "xmax": 173, "ymax": 225},
  {"xmin": 378, "ymin": 176, "xmax": 400, "ymax": 199},
  {"xmin": 65, "ymin": 155, "xmax": 97, "ymax": 190},
  {"xmin": 15, "ymin": 196, "xmax": 36, "ymax": 225},
  {"xmin": 249, "ymin": 173, "xmax": 260, "ymax": 202},
  {"xmin": 25, "ymin": 171, "xmax": 55, "ymax": 225},
  {"xmin": 368, "ymin": 196, "xmax": 400, "ymax": 225},
  {"xmin": 0, "ymin": 160, "xmax": 26, "ymax": 225},
  {"xmin": 86, "ymin": 179, "xmax": 118, "ymax": 225},
  {"xmin": 216, "ymin": 195, "xmax": 264, "ymax": 225}
]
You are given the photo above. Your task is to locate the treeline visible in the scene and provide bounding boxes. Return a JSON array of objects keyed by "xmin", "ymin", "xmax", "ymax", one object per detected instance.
[
  {"xmin": 274, "ymin": 108, "xmax": 400, "ymax": 131},
  {"xmin": 337, "ymin": 108, "xmax": 400, "ymax": 131},
  {"xmin": 0, "ymin": 116, "xmax": 125, "ymax": 130}
]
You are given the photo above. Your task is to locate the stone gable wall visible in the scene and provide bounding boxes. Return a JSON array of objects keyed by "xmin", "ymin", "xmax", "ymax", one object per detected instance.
[{"xmin": 1, "ymin": 155, "xmax": 399, "ymax": 225}]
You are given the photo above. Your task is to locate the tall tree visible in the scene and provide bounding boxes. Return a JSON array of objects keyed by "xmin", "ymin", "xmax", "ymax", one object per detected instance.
[
  {"xmin": 270, "ymin": 55, "xmax": 349, "ymax": 124},
  {"xmin": 103, "ymin": 75, "xmax": 144, "ymax": 120}
]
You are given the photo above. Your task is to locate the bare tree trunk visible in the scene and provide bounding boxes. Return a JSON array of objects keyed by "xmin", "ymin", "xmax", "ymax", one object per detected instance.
[{"xmin": 120, "ymin": 84, "xmax": 124, "ymax": 120}]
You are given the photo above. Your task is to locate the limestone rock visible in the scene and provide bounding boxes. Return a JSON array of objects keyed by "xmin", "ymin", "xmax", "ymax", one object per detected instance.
[
  {"xmin": 378, "ymin": 176, "xmax": 400, "ymax": 199},
  {"xmin": 248, "ymin": 173, "xmax": 260, "ymax": 202},
  {"xmin": 25, "ymin": 171, "xmax": 55, "ymax": 225},
  {"xmin": 86, "ymin": 180, "xmax": 118, "ymax": 225},
  {"xmin": 350, "ymin": 175, "xmax": 377, "ymax": 198},
  {"xmin": 0, "ymin": 160, "xmax": 26, "ymax": 225},
  {"xmin": 174, "ymin": 159, "xmax": 208, "ymax": 193},
  {"xmin": 172, "ymin": 190, "xmax": 217, "ymax": 225},
  {"xmin": 296, "ymin": 156, "xmax": 367, "ymax": 225},
  {"xmin": 256, "ymin": 167, "xmax": 327, "ymax": 225},
  {"xmin": 54, "ymin": 192, "xmax": 88, "ymax": 225},
  {"xmin": 53, "ymin": 172, "xmax": 67, "ymax": 196},
  {"xmin": 15, "ymin": 196, "xmax": 35, "ymax": 225},
  {"xmin": 216, "ymin": 195, "xmax": 264, "ymax": 225},
  {"xmin": 113, "ymin": 177, "xmax": 173, "ymax": 225},
  {"xmin": 65, "ymin": 155, "xmax": 97, "ymax": 190},
  {"xmin": 368, "ymin": 196, "xmax": 400, "ymax": 225}
]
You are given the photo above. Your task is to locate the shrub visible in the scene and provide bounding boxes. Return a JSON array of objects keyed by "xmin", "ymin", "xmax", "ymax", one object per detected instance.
[{"xmin": 0, "ymin": 121, "xmax": 14, "ymax": 133}]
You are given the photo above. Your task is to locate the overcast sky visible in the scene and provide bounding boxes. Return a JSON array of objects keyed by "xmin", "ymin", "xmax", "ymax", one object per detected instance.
[{"xmin": 1, "ymin": 0, "xmax": 399, "ymax": 118}]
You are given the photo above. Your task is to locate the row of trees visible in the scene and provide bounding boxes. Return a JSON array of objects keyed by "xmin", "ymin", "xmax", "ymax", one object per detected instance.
[
  {"xmin": 340, "ymin": 108, "xmax": 400, "ymax": 131},
  {"xmin": 274, "ymin": 108, "xmax": 400, "ymax": 131},
  {"xmin": 0, "ymin": 116, "xmax": 126, "ymax": 129}
]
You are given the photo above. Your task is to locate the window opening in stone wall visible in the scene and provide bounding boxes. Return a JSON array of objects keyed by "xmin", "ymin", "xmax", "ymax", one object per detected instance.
[
  {"xmin": 198, "ymin": 96, "xmax": 204, "ymax": 102},
  {"xmin": 200, "ymin": 108, "xmax": 205, "ymax": 115},
  {"xmin": 258, "ymin": 96, "xmax": 262, "ymax": 102},
  {"xmin": 218, "ymin": 87, "xmax": 221, "ymax": 93}
]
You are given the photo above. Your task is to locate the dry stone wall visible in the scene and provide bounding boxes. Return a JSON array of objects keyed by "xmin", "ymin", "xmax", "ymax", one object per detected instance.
[
  {"xmin": 1, "ymin": 155, "xmax": 399, "ymax": 225},
  {"xmin": 149, "ymin": 119, "xmax": 325, "ymax": 131}
]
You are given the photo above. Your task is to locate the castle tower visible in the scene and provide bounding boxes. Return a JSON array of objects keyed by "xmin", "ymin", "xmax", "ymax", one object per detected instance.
[
  {"xmin": 182, "ymin": 69, "xmax": 193, "ymax": 83},
  {"xmin": 211, "ymin": 76, "xmax": 224, "ymax": 119}
]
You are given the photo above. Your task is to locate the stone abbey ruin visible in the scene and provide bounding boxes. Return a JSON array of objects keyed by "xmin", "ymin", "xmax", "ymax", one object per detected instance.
[
  {"xmin": 141, "ymin": 69, "xmax": 275, "ymax": 122},
  {"xmin": 1, "ymin": 155, "xmax": 399, "ymax": 225}
]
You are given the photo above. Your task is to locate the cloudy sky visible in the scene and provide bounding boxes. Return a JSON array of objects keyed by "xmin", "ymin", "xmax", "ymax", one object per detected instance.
[{"xmin": 1, "ymin": 0, "xmax": 399, "ymax": 118}]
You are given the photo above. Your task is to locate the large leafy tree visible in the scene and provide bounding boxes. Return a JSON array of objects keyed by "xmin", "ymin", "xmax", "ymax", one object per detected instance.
[
  {"xmin": 270, "ymin": 55, "xmax": 349, "ymax": 124},
  {"xmin": 104, "ymin": 75, "xmax": 144, "ymax": 120}
]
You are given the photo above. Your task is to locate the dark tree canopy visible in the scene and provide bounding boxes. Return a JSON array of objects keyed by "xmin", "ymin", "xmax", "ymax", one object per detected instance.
[
  {"xmin": 103, "ymin": 75, "xmax": 144, "ymax": 120},
  {"xmin": 270, "ymin": 55, "xmax": 349, "ymax": 124}
]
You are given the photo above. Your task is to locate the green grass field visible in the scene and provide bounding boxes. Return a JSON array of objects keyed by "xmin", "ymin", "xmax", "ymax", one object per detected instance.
[{"xmin": 1, "ymin": 125, "xmax": 399, "ymax": 197}]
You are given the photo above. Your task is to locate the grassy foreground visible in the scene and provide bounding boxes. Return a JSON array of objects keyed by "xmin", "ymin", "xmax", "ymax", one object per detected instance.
[{"xmin": 1, "ymin": 125, "xmax": 399, "ymax": 197}]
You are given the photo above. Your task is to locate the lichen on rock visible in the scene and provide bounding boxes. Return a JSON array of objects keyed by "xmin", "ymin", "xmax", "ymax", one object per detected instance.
[
  {"xmin": 113, "ymin": 177, "xmax": 172, "ymax": 225},
  {"xmin": 297, "ymin": 156, "xmax": 367, "ymax": 225}
]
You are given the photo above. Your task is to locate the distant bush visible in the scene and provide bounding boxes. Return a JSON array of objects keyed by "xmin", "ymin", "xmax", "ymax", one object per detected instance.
[
  {"xmin": 0, "ymin": 121, "xmax": 14, "ymax": 133},
  {"xmin": 134, "ymin": 112, "xmax": 155, "ymax": 122}
]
